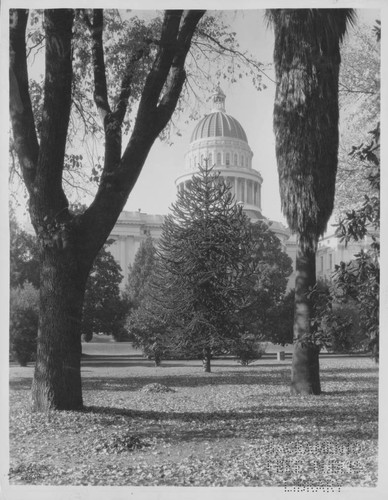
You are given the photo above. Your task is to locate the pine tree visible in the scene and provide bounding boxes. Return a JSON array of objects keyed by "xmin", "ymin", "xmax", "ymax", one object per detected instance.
[
  {"xmin": 128, "ymin": 163, "xmax": 293, "ymax": 369},
  {"xmin": 155, "ymin": 161, "xmax": 258, "ymax": 372}
]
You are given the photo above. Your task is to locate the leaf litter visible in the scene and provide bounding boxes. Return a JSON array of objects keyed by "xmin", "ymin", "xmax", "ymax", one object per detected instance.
[{"xmin": 9, "ymin": 356, "xmax": 378, "ymax": 486}]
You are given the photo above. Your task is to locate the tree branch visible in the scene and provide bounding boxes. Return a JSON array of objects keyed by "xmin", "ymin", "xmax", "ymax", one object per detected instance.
[
  {"xmin": 87, "ymin": 9, "xmax": 111, "ymax": 121},
  {"xmin": 156, "ymin": 10, "xmax": 207, "ymax": 128},
  {"xmin": 35, "ymin": 9, "xmax": 74, "ymax": 215},
  {"xmin": 113, "ymin": 47, "xmax": 146, "ymax": 125},
  {"xmin": 9, "ymin": 9, "xmax": 39, "ymax": 193},
  {"xmin": 196, "ymin": 28, "xmax": 276, "ymax": 85},
  {"xmin": 80, "ymin": 9, "xmax": 205, "ymax": 257}
]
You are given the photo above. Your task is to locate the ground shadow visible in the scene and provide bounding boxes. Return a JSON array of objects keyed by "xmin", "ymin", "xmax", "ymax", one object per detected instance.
[
  {"xmin": 81, "ymin": 403, "xmax": 377, "ymax": 442},
  {"xmin": 80, "ymin": 370, "xmax": 293, "ymax": 391}
]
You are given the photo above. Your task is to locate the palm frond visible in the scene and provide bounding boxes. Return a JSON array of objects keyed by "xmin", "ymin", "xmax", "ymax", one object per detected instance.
[{"xmin": 268, "ymin": 9, "xmax": 356, "ymax": 251}]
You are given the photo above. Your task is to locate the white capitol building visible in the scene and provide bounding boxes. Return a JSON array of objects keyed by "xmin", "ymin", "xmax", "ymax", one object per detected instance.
[{"xmin": 108, "ymin": 87, "xmax": 369, "ymax": 288}]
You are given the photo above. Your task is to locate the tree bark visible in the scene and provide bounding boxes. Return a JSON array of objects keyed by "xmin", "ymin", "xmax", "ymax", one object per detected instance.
[
  {"xmin": 290, "ymin": 247, "xmax": 321, "ymax": 395},
  {"xmin": 202, "ymin": 347, "xmax": 211, "ymax": 373},
  {"xmin": 31, "ymin": 245, "xmax": 91, "ymax": 411}
]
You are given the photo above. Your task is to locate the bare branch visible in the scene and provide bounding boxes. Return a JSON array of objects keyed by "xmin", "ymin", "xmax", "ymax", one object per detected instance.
[{"xmin": 196, "ymin": 28, "xmax": 276, "ymax": 85}]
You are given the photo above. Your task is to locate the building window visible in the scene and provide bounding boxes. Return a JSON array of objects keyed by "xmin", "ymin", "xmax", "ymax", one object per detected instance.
[
  {"xmin": 234, "ymin": 153, "xmax": 238, "ymax": 165},
  {"xmin": 217, "ymin": 152, "xmax": 221, "ymax": 165},
  {"xmin": 240, "ymin": 154, "xmax": 244, "ymax": 166},
  {"xmin": 320, "ymin": 256, "xmax": 324, "ymax": 271},
  {"xmin": 226, "ymin": 153, "xmax": 230, "ymax": 166},
  {"xmin": 329, "ymin": 254, "xmax": 333, "ymax": 269}
]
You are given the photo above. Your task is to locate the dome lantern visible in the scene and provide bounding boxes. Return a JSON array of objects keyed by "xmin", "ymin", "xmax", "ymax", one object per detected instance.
[{"xmin": 211, "ymin": 85, "xmax": 226, "ymax": 112}]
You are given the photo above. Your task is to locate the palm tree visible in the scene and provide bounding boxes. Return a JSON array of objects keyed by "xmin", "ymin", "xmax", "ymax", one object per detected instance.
[{"xmin": 266, "ymin": 9, "xmax": 356, "ymax": 394}]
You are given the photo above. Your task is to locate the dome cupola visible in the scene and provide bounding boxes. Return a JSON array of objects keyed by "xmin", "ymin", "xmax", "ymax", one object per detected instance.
[
  {"xmin": 190, "ymin": 86, "xmax": 248, "ymax": 143},
  {"xmin": 176, "ymin": 86, "xmax": 264, "ymax": 219}
]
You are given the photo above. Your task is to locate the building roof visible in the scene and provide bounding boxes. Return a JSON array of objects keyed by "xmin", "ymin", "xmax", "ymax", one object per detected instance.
[
  {"xmin": 190, "ymin": 86, "xmax": 248, "ymax": 143},
  {"xmin": 190, "ymin": 112, "xmax": 248, "ymax": 143}
]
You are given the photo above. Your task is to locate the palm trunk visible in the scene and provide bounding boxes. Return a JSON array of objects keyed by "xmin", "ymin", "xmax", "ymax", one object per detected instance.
[
  {"xmin": 290, "ymin": 247, "xmax": 321, "ymax": 395},
  {"xmin": 202, "ymin": 347, "xmax": 211, "ymax": 373},
  {"xmin": 31, "ymin": 246, "xmax": 89, "ymax": 411}
]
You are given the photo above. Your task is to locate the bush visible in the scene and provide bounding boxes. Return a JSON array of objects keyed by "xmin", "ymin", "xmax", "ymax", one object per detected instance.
[
  {"xmin": 328, "ymin": 301, "xmax": 368, "ymax": 353},
  {"xmin": 235, "ymin": 337, "xmax": 267, "ymax": 366},
  {"xmin": 10, "ymin": 282, "xmax": 39, "ymax": 366},
  {"xmin": 311, "ymin": 280, "xmax": 369, "ymax": 354}
]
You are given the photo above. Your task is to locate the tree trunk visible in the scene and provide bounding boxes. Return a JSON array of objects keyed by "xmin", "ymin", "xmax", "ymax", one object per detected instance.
[
  {"xmin": 290, "ymin": 247, "xmax": 321, "ymax": 395},
  {"xmin": 202, "ymin": 347, "xmax": 211, "ymax": 373},
  {"xmin": 31, "ymin": 245, "xmax": 90, "ymax": 411}
]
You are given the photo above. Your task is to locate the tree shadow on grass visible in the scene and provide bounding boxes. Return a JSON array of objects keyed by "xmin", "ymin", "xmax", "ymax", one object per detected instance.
[
  {"xmin": 10, "ymin": 368, "xmax": 377, "ymax": 394},
  {"xmin": 320, "ymin": 366, "xmax": 379, "ymax": 374},
  {"xmin": 82, "ymin": 404, "xmax": 377, "ymax": 441},
  {"xmin": 81, "ymin": 370, "xmax": 293, "ymax": 391},
  {"xmin": 9, "ymin": 379, "xmax": 32, "ymax": 390}
]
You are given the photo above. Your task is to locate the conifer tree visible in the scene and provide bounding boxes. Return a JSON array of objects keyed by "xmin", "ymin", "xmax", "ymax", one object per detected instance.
[
  {"xmin": 154, "ymin": 161, "xmax": 259, "ymax": 372},
  {"xmin": 128, "ymin": 162, "xmax": 292, "ymax": 369}
]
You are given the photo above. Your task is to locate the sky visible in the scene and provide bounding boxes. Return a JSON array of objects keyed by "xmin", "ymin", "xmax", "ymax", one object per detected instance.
[
  {"xmin": 120, "ymin": 8, "xmax": 380, "ymax": 225},
  {"xmin": 7, "ymin": 7, "xmax": 381, "ymax": 228}
]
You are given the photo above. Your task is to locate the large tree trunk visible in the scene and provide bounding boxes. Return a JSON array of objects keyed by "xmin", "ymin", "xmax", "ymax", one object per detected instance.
[
  {"xmin": 290, "ymin": 247, "xmax": 321, "ymax": 395},
  {"xmin": 31, "ymin": 245, "xmax": 90, "ymax": 411}
]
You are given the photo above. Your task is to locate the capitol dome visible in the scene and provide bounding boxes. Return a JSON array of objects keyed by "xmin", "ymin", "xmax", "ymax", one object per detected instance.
[
  {"xmin": 190, "ymin": 87, "xmax": 248, "ymax": 143},
  {"xmin": 176, "ymin": 86, "xmax": 264, "ymax": 219}
]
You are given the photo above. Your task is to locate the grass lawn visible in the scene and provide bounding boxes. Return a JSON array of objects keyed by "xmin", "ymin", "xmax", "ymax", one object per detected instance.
[{"xmin": 9, "ymin": 345, "xmax": 378, "ymax": 487}]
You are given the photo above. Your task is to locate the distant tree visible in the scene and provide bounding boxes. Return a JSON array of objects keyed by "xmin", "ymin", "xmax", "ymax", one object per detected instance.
[
  {"xmin": 126, "ymin": 290, "xmax": 170, "ymax": 366},
  {"xmin": 125, "ymin": 233, "xmax": 157, "ymax": 310},
  {"xmin": 265, "ymin": 289, "xmax": 295, "ymax": 346},
  {"xmin": 335, "ymin": 20, "xmax": 380, "ymax": 218},
  {"xmin": 10, "ymin": 282, "xmax": 39, "ymax": 366},
  {"xmin": 333, "ymin": 124, "xmax": 380, "ymax": 360},
  {"xmin": 10, "ymin": 211, "xmax": 40, "ymax": 288},
  {"xmin": 232, "ymin": 221, "xmax": 293, "ymax": 349},
  {"xmin": 82, "ymin": 241, "xmax": 127, "ymax": 342}
]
